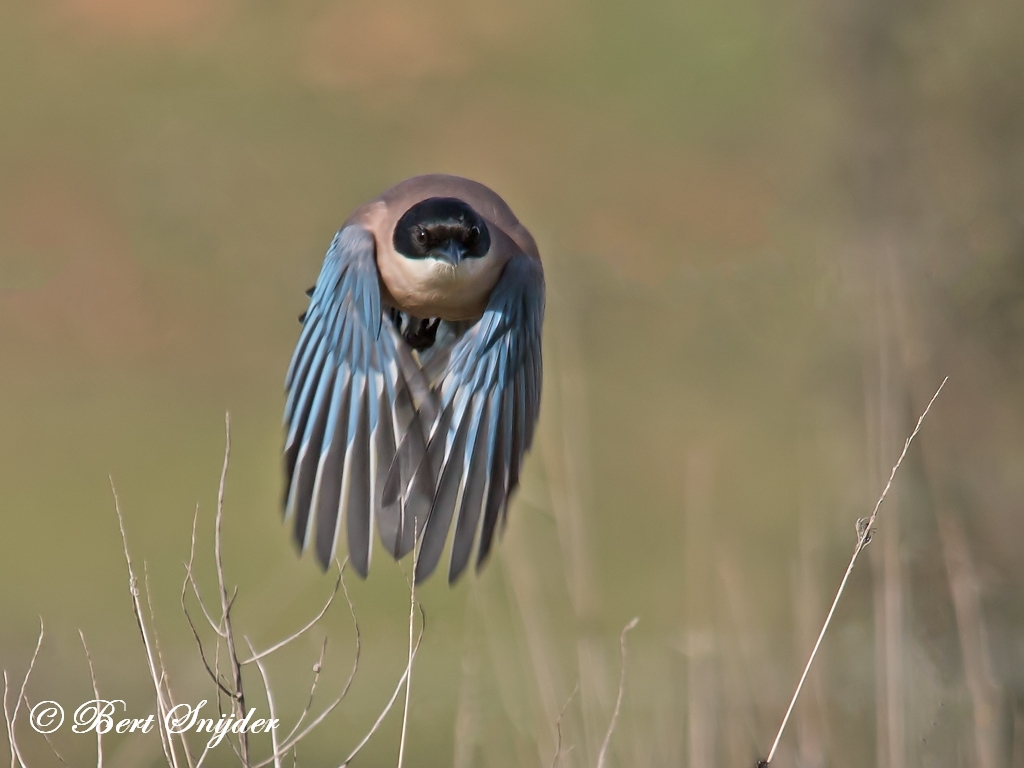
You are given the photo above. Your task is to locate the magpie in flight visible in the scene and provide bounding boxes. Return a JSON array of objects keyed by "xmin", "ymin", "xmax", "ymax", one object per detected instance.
[{"xmin": 284, "ymin": 175, "xmax": 544, "ymax": 584}]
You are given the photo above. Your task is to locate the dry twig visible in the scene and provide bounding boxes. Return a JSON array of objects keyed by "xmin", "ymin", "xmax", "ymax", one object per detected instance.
[
  {"xmin": 760, "ymin": 377, "xmax": 947, "ymax": 765},
  {"xmin": 279, "ymin": 561, "xmax": 360, "ymax": 747},
  {"xmin": 213, "ymin": 414, "xmax": 250, "ymax": 766},
  {"xmin": 3, "ymin": 618, "xmax": 44, "ymax": 768},
  {"xmin": 596, "ymin": 617, "xmax": 639, "ymax": 768},
  {"xmin": 250, "ymin": 563, "xmax": 363, "ymax": 768},
  {"xmin": 242, "ymin": 567, "xmax": 342, "ymax": 666},
  {"xmin": 10, "ymin": 413, "xmax": 403, "ymax": 768},
  {"xmin": 79, "ymin": 631, "xmax": 104, "ymax": 768},
  {"xmin": 551, "ymin": 681, "xmax": 580, "ymax": 768},
  {"xmin": 245, "ymin": 639, "xmax": 282, "ymax": 768},
  {"xmin": 183, "ymin": 504, "xmax": 225, "ymax": 637},
  {"xmin": 112, "ymin": 479, "xmax": 182, "ymax": 768},
  {"xmin": 337, "ymin": 603, "xmax": 426, "ymax": 768},
  {"xmin": 397, "ymin": 526, "xmax": 421, "ymax": 768},
  {"xmin": 285, "ymin": 637, "xmax": 329, "ymax": 743}
]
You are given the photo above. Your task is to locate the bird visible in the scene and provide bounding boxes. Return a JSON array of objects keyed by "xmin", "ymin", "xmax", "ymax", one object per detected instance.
[{"xmin": 283, "ymin": 175, "xmax": 544, "ymax": 584}]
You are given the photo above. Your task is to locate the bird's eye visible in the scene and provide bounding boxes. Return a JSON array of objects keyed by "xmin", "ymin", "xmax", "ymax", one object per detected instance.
[
  {"xmin": 412, "ymin": 227, "xmax": 428, "ymax": 247},
  {"xmin": 466, "ymin": 225, "xmax": 480, "ymax": 245}
]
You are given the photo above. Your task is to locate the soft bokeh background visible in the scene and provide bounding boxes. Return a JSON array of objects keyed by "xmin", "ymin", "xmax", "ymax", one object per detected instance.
[{"xmin": 2, "ymin": 0, "xmax": 1023, "ymax": 766}]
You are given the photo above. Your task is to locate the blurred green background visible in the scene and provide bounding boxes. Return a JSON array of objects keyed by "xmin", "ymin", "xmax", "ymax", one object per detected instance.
[{"xmin": 2, "ymin": 0, "xmax": 1023, "ymax": 766}]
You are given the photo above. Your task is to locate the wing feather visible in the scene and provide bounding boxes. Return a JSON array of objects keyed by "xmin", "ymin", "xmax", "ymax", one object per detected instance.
[
  {"xmin": 307, "ymin": 369, "xmax": 353, "ymax": 555},
  {"xmin": 416, "ymin": 253, "xmax": 544, "ymax": 583},
  {"xmin": 284, "ymin": 227, "xmax": 425, "ymax": 573},
  {"xmin": 284, "ymin": 230, "xmax": 543, "ymax": 584},
  {"xmin": 286, "ymin": 351, "xmax": 336, "ymax": 545},
  {"xmin": 447, "ymin": 394, "xmax": 492, "ymax": 582}
]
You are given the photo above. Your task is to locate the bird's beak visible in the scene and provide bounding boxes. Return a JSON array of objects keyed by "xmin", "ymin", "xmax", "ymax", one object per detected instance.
[{"xmin": 433, "ymin": 240, "xmax": 464, "ymax": 266}]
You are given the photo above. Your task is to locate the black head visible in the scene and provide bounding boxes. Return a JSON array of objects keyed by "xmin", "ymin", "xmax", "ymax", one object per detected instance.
[{"xmin": 393, "ymin": 197, "xmax": 491, "ymax": 264}]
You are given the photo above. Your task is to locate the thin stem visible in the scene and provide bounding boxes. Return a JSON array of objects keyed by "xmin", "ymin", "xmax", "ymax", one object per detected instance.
[
  {"xmin": 112, "ymin": 479, "xmax": 180, "ymax": 768},
  {"xmin": 251, "ymin": 562, "xmax": 364, "ymax": 768},
  {"xmin": 336, "ymin": 604, "xmax": 426, "ymax": 768},
  {"xmin": 596, "ymin": 617, "xmax": 639, "ymax": 768},
  {"xmin": 4, "ymin": 619, "xmax": 44, "ymax": 768},
  {"xmin": 245, "ymin": 639, "xmax": 282, "ymax": 768},
  {"xmin": 397, "ymin": 526, "xmax": 420, "ymax": 768},
  {"xmin": 79, "ymin": 631, "xmax": 104, "ymax": 768},
  {"xmin": 214, "ymin": 413, "xmax": 249, "ymax": 766},
  {"xmin": 282, "ymin": 637, "xmax": 328, "ymax": 745},
  {"xmin": 762, "ymin": 377, "xmax": 947, "ymax": 765},
  {"xmin": 182, "ymin": 504, "xmax": 225, "ymax": 637},
  {"xmin": 551, "ymin": 681, "xmax": 579, "ymax": 768},
  {"xmin": 242, "ymin": 565, "xmax": 342, "ymax": 665}
]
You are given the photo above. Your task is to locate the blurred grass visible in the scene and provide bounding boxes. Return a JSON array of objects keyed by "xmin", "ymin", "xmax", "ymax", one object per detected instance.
[{"xmin": 2, "ymin": 0, "xmax": 1023, "ymax": 766}]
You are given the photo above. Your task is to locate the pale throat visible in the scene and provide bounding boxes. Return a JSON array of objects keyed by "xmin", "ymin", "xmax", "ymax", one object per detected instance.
[{"xmin": 386, "ymin": 254, "xmax": 498, "ymax": 321}]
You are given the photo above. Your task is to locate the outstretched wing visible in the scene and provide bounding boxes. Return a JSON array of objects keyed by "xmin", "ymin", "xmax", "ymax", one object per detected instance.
[
  {"xmin": 284, "ymin": 226, "xmax": 431, "ymax": 576},
  {"xmin": 413, "ymin": 252, "xmax": 545, "ymax": 583}
]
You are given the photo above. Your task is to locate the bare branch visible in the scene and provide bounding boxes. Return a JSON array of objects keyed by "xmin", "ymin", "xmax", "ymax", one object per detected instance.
[
  {"xmin": 111, "ymin": 478, "xmax": 181, "ymax": 768},
  {"xmin": 762, "ymin": 376, "xmax": 948, "ymax": 765},
  {"xmin": 145, "ymin": 565, "xmax": 196, "ymax": 768},
  {"xmin": 213, "ymin": 412, "xmax": 250, "ymax": 766},
  {"xmin": 281, "ymin": 637, "xmax": 328, "ymax": 746},
  {"xmin": 4, "ymin": 618, "xmax": 43, "ymax": 768},
  {"xmin": 242, "ymin": 562, "xmax": 343, "ymax": 665},
  {"xmin": 181, "ymin": 598, "xmax": 236, "ymax": 700},
  {"xmin": 182, "ymin": 504, "xmax": 225, "ymax": 637},
  {"xmin": 251, "ymin": 564, "xmax": 368, "ymax": 768},
  {"xmin": 245, "ymin": 639, "xmax": 282, "ymax": 768},
  {"xmin": 12, "ymin": 619, "xmax": 44, "ymax": 760},
  {"xmin": 551, "ymin": 681, "xmax": 579, "ymax": 768},
  {"xmin": 337, "ymin": 603, "xmax": 426, "ymax": 768},
  {"xmin": 143, "ymin": 565, "xmax": 169, "ymax": 694},
  {"xmin": 4, "ymin": 671, "xmax": 25, "ymax": 768},
  {"xmin": 596, "ymin": 617, "xmax": 639, "ymax": 768},
  {"xmin": 279, "ymin": 558, "xmax": 362, "ymax": 748},
  {"xmin": 336, "ymin": 558, "xmax": 362, "ymax": 705}
]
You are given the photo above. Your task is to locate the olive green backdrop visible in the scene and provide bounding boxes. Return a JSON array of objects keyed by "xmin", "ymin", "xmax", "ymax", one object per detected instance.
[{"xmin": 2, "ymin": 0, "xmax": 1023, "ymax": 766}]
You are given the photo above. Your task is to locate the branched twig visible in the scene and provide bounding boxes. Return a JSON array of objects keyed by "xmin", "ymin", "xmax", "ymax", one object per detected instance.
[
  {"xmin": 183, "ymin": 504, "xmax": 225, "ymax": 637},
  {"xmin": 16, "ymin": 415, "xmax": 420, "ymax": 768},
  {"xmin": 12, "ymin": 620, "xmax": 44, "ymax": 768},
  {"xmin": 242, "ymin": 563, "xmax": 343, "ymax": 666},
  {"xmin": 278, "ymin": 560, "xmax": 361, "ymax": 748},
  {"xmin": 145, "ymin": 566, "xmax": 196, "ymax": 768},
  {"xmin": 336, "ymin": 603, "xmax": 427, "ymax": 768},
  {"xmin": 179, "ymin": 423, "xmax": 357, "ymax": 768},
  {"xmin": 760, "ymin": 376, "xmax": 947, "ymax": 765},
  {"xmin": 143, "ymin": 565, "xmax": 170, "ymax": 698},
  {"xmin": 245, "ymin": 639, "xmax": 282, "ymax": 768},
  {"xmin": 3, "ymin": 618, "xmax": 44, "ymax": 768},
  {"xmin": 182, "ymin": 593, "xmax": 235, "ymax": 700},
  {"xmin": 596, "ymin": 617, "xmax": 639, "ymax": 768},
  {"xmin": 551, "ymin": 681, "xmax": 579, "ymax": 768},
  {"xmin": 3, "ymin": 671, "xmax": 18, "ymax": 768},
  {"xmin": 112, "ymin": 479, "xmax": 181, "ymax": 768},
  {"xmin": 250, "ymin": 561, "xmax": 363, "ymax": 768},
  {"xmin": 282, "ymin": 638, "xmax": 328, "ymax": 746},
  {"xmin": 213, "ymin": 413, "xmax": 250, "ymax": 766}
]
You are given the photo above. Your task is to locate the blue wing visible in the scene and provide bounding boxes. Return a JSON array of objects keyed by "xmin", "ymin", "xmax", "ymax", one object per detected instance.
[
  {"xmin": 411, "ymin": 253, "xmax": 545, "ymax": 583},
  {"xmin": 284, "ymin": 226, "xmax": 433, "ymax": 576}
]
